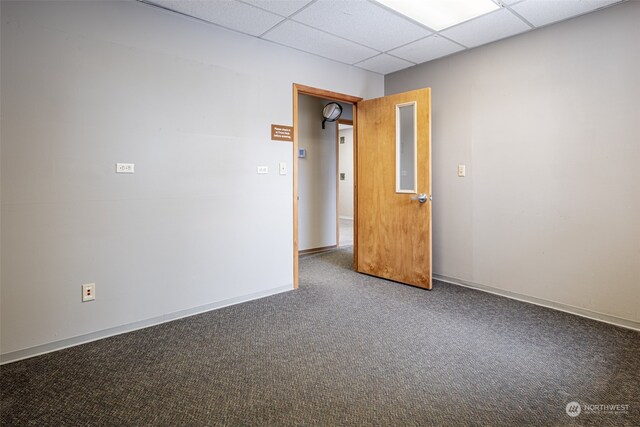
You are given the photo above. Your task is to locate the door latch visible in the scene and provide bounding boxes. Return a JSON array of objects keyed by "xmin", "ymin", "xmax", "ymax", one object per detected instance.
[{"xmin": 411, "ymin": 193, "xmax": 429, "ymax": 203}]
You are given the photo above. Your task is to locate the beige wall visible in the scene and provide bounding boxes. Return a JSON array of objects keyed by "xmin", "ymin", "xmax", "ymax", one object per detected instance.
[{"xmin": 386, "ymin": 1, "xmax": 640, "ymax": 326}]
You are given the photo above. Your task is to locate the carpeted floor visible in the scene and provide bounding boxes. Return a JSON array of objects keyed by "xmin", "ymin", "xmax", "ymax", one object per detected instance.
[{"xmin": 1, "ymin": 247, "xmax": 639, "ymax": 426}]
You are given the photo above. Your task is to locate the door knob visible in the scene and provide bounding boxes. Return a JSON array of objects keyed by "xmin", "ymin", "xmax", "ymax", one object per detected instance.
[{"xmin": 411, "ymin": 193, "xmax": 429, "ymax": 203}]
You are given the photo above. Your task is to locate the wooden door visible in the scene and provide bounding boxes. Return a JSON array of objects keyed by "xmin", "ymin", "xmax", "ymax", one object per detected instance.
[{"xmin": 356, "ymin": 88, "xmax": 432, "ymax": 289}]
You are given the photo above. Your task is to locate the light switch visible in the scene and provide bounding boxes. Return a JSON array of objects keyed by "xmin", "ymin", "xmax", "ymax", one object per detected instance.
[
  {"xmin": 457, "ymin": 164, "xmax": 466, "ymax": 177},
  {"xmin": 279, "ymin": 162, "xmax": 287, "ymax": 175}
]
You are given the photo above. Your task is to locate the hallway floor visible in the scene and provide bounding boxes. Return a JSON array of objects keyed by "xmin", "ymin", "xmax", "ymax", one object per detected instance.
[{"xmin": 338, "ymin": 217, "xmax": 353, "ymax": 247}]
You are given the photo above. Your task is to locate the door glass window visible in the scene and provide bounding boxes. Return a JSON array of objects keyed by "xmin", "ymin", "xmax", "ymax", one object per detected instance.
[{"xmin": 396, "ymin": 102, "xmax": 417, "ymax": 193}]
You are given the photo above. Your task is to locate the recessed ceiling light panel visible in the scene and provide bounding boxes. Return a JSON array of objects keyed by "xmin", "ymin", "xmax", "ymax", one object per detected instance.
[{"xmin": 375, "ymin": 0, "xmax": 501, "ymax": 31}]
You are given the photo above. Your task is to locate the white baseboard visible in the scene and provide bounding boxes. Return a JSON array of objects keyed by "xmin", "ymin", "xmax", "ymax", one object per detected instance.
[
  {"xmin": 1, "ymin": 284, "xmax": 293, "ymax": 365},
  {"xmin": 434, "ymin": 274, "xmax": 640, "ymax": 332},
  {"xmin": 339, "ymin": 216, "xmax": 353, "ymax": 221}
]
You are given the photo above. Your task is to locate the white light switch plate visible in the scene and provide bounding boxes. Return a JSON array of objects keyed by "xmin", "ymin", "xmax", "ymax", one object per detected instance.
[
  {"xmin": 116, "ymin": 163, "xmax": 135, "ymax": 174},
  {"xmin": 279, "ymin": 162, "xmax": 287, "ymax": 175}
]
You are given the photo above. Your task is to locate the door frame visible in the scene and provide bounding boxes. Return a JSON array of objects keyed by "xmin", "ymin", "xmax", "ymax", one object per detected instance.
[{"xmin": 292, "ymin": 83, "xmax": 362, "ymax": 289}]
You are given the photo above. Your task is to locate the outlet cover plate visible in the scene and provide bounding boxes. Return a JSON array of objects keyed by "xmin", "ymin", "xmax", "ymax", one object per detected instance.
[
  {"xmin": 82, "ymin": 283, "xmax": 96, "ymax": 302},
  {"xmin": 116, "ymin": 163, "xmax": 135, "ymax": 174}
]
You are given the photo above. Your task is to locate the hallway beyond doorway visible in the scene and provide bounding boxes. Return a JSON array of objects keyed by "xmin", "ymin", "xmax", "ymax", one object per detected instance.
[{"xmin": 339, "ymin": 218, "xmax": 353, "ymax": 247}]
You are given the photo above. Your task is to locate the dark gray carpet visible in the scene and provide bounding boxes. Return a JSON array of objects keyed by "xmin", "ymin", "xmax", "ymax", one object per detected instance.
[{"xmin": 2, "ymin": 247, "xmax": 639, "ymax": 426}]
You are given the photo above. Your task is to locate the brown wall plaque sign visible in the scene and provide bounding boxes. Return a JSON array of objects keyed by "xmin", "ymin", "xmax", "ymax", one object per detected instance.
[{"xmin": 271, "ymin": 124, "xmax": 293, "ymax": 142}]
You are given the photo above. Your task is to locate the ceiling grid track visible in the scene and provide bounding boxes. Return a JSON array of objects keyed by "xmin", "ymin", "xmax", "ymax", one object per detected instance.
[{"xmin": 138, "ymin": 0, "xmax": 627, "ymax": 75}]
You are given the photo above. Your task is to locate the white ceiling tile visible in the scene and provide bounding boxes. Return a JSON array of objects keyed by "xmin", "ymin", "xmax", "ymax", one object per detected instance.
[
  {"xmin": 510, "ymin": 0, "xmax": 623, "ymax": 28},
  {"xmin": 142, "ymin": 0, "xmax": 625, "ymax": 69},
  {"xmin": 149, "ymin": 0, "xmax": 284, "ymax": 36},
  {"xmin": 355, "ymin": 54, "xmax": 414, "ymax": 74},
  {"xmin": 291, "ymin": 0, "xmax": 432, "ymax": 52},
  {"xmin": 440, "ymin": 8, "xmax": 531, "ymax": 48},
  {"xmin": 389, "ymin": 35, "xmax": 465, "ymax": 64},
  {"xmin": 261, "ymin": 20, "xmax": 379, "ymax": 64},
  {"xmin": 240, "ymin": 0, "xmax": 314, "ymax": 17}
]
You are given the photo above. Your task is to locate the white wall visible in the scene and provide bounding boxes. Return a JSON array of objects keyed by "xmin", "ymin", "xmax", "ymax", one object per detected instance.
[
  {"xmin": 385, "ymin": 1, "xmax": 640, "ymax": 327},
  {"xmin": 0, "ymin": 0, "xmax": 383, "ymax": 360},
  {"xmin": 338, "ymin": 126, "xmax": 354, "ymax": 219}
]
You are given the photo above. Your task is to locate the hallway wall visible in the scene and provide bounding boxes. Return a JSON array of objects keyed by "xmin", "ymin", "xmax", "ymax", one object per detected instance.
[{"xmin": 338, "ymin": 126, "xmax": 354, "ymax": 220}]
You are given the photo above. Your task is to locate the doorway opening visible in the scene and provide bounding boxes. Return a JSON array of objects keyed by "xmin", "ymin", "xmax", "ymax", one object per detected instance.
[
  {"xmin": 297, "ymin": 94, "xmax": 352, "ymax": 257},
  {"xmin": 292, "ymin": 84, "xmax": 362, "ymax": 289},
  {"xmin": 337, "ymin": 120, "xmax": 354, "ymax": 248},
  {"xmin": 294, "ymin": 85, "xmax": 433, "ymax": 290}
]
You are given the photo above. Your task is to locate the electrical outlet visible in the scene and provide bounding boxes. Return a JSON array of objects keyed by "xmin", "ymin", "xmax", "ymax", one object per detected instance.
[
  {"xmin": 82, "ymin": 283, "xmax": 96, "ymax": 302},
  {"xmin": 457, "ymin": 164, "xmax": 466, "ymax": 177},
  {"xmin": 116, "ymin": 163, "xmax": 135, "ymax": 174},
  {"xmin": 257, "ymin": 166, "xmax": 268, "ymax": 174}
]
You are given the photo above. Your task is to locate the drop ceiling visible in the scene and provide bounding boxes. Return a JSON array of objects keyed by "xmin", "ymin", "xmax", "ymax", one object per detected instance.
[{"xmin": 140, "ymin": 0, "xmax": 626, "ymax": 75}]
